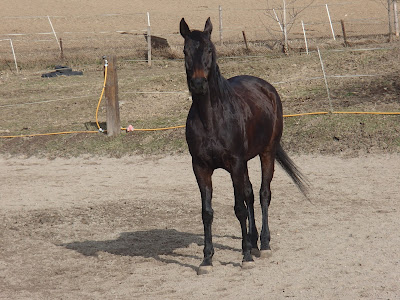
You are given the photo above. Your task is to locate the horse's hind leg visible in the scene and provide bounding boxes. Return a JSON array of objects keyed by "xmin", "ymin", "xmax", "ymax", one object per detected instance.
[
  {"xmin": 244, "ymin": 168, "xmax": 260, "ymax": 256},
  {"xmin": 259, "ymin": 149, "xmax": 276, "ymax": 258},
  {"xmin": 231, "ymin": 161, "xmax": 254, "ymax": 268}
]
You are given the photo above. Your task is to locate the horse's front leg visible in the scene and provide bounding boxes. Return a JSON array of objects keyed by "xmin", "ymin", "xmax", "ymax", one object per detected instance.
[
  {"xmin": 193, "ymin": 162, "xmax": 214, "ymax": 275},
  {"xmin": 231, "ymin": 162, "xmax": 255, "ymax": 269}
]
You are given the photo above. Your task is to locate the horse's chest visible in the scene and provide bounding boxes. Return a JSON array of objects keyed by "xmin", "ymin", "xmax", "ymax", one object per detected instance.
[{"xmin": 187, "ymin": 129, "xmax": 240, "ymax": 169}]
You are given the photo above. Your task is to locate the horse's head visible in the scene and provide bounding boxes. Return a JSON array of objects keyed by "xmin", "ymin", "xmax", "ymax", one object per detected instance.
[{"xmin": 180, "ymin": 18, "xmax": 215, "ymax": 95}]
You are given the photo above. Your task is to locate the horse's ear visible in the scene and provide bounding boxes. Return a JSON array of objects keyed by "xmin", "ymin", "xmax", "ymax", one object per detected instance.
[
  {"xmin": 180, "ymin": 18, "xmax": 190, "ymax": 38},
  {"xmin": 204, "ymin": 17, "xmax": 213, "ymax": 37}
]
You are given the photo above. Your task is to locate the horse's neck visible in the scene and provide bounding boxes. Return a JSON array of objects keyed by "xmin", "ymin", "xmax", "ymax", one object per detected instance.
[
  {"xmin": 192, "ymin": 92, "xmax": 213, "ymax": 131},
  {"xmin": 209, "ymin": 64, "xmax": 230, "ymax": 99},
  {"xmin": 192, "ymin": 64, "xmax": 230, "ymax": 132}
]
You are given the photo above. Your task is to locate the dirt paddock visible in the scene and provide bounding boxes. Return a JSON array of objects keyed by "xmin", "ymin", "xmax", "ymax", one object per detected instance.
[{"xmin": 0, "ymin": 154, "xmax": 399, "ymax": 299}]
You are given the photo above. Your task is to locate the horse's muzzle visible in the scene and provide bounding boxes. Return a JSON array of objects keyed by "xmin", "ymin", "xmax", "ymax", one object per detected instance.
[{"xmin": 190, "ymin": 77, "xmax": 208, "ymax": 95}]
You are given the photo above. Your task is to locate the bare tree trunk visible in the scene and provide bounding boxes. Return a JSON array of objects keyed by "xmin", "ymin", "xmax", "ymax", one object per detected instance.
[
  {"xmin": 265, "ymin": 0, "xmax": 316, "ymax": 54},
  {"xmin": 283, "ymin": 0, "xmax": 288, "ymax": 54}
]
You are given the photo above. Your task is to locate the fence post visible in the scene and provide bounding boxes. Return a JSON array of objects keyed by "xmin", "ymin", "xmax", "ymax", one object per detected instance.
[
  {"xmin": 105, "ymin": 55, "xmax": 121, "ymax": 137},
  {"xmin": 394, "ymin": 0, "xmax": 399, "ymax": 37},
  {"xmin": 47, "ymin": 16, "xmax": 61, "ymax": 50},
  {"xmin": 242, "ymin": 31, "xmax": 249, "ymax": 50},
  {"xmin": 325, "ymin": 4, "xmax": 336, "ymax": 40},
  {"xmin": 219, "ymin": 5, "xmax": 223, "ymax": 45},
  {"xmin": 8, "ymin": 39, "xmax": 18, "ymax": 73},
  {"xmin": 147, "ymin": 12, "xmax": 152, "ymax": 66},
  {"xmin": 340, "ymin": 20, "xmax": 349, "ymax": 47},
  {"xmin": 59, "ymin": 38, "xmax": 64, "ymax": 59},
  {"xmin": 301, "ymin": 20, "xmax": 309, "ymax": 54},
  {"xmin": 388, "ymin": 0, "xmax": 393, "ymax": 42},
  {"xmin": 317, "ymin": 47, "xmax": 333, "ymax": 112}
]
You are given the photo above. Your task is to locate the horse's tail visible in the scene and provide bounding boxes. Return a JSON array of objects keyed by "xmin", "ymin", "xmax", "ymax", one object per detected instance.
[{"xmin": 275, "ymin": 144, "xmax": 309, "ymax": 197}]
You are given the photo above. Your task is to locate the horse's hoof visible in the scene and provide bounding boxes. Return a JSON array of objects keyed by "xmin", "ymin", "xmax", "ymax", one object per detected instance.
[
  {"xmin": 197, "ymin": 265, "xmax": 213, "ymax": 275},
  {"xmin": 251, "ymin": 248, "xmax": 261, "ymax": 258},
  {"xmin": 241, "ymin": 260, "xmax": 256, "ymax": 270},
  {"xmin": 260, "ymin": 249, "xmax": 272, "ymax": 259}
]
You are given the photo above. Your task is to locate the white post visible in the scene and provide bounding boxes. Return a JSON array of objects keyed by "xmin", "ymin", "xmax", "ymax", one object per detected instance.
[
  {"xmin": 388, "ymin": 0, "xmax": 393, "ymax": 41},
  {"xmin": 47, "ymin": 16, "xmax": 61, "ymax": 50},
  {"xmin": 326, "ymin": 4, "xmax": 336, "ymax": 40},
  {"xmin": 394, "ymin": 0, "xmax": 399, "ymax": 37},
  {"xmin": 219, "ymin": 5, "xmax": 223, "ymax": 45},
  {"xmin": 301, "ymin": 20, "xmax": 309, "ymax": 54},
  {"xmin": 317, "ymin": 47, "xmax": 333, "ymax": 112},
  {"xmin": 147, "ymin": 12, "xmax": 151, "ymax": 67},
  {"xmin": 9, "ymin": 39, "xmax": 18, "ymax": 73},
  {"xmin": 4, "ymin": 39, "xmax": 19, "ymax": 73}
]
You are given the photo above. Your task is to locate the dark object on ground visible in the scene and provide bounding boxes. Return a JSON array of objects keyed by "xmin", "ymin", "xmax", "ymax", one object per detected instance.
[
  {"xmin": 144, "ymin": 34, "xmax": 170, "ymax": 49},
  {"xmin": 41, "ymin": 66, "xmax": 83, "ymax": 78}
]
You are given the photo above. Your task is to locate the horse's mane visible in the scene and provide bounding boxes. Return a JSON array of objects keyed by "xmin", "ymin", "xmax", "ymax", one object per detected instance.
[{"xmin": 209, "ymin": 52, "xmax": 237, "ymax": 102}]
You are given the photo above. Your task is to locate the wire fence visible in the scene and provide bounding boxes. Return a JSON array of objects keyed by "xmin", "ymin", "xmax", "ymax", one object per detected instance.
[
  {"xmin": 0, "ymin": 2, "xmax": 399, "ymax": 138},
  {"xmin": 0, "ymin": 44, "xmax": 399, "ymax": 139},
  {"xmin": 0, "ymin": 1, "xmax": 398, "ymax": 69}
]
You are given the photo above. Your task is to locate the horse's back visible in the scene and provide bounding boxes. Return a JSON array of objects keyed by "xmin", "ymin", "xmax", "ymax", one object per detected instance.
[{"xmin": 228, "ymin": 75, "xmax": 281, "ymax": 109}]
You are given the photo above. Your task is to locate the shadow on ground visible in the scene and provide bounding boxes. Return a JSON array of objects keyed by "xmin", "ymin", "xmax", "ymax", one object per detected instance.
[{"xmin": 62, "ymin": 229, "xmax": 242, "ymax": 270}]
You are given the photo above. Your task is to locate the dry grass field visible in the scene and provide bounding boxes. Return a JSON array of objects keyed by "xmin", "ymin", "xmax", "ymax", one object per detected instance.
[
  {"xmin": 0, "ymin": 1, "xmax": 400, "ymax": 299},
  {"xmin": 0, "ymin": 0, "xmax": 393, "ymax": 66}
]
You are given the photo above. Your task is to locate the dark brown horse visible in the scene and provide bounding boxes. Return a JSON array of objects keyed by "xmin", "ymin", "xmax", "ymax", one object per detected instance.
[{"xmin": 180, "ymin": 18, "xmax": 308, "ymax": 275}]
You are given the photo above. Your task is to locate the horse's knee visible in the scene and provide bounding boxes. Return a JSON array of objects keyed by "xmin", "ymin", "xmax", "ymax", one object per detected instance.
[
  {"xmin": 202, "ymin": 207, "xmax": 214, "ymax": 223},
  {"xmin": 260, "ymin": 186, "xmax": 271, "ymax": 206},
  {"xmin": 244, "ymin": 180, "xmax": 254, "ymax": 197},
  {"xmin": 234, "ymin": 203, "xmax": 247, "ymax": 220}
]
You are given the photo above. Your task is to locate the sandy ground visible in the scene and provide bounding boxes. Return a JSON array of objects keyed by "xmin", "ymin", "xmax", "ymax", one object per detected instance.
[{"xmin": 0, "ymin": 154, "xmax": 399, "ymax": 299}]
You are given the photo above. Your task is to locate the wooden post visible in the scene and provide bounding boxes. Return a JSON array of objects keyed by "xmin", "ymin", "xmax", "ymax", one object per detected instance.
[
  {"xmin": 341, "ymin": 20, "xmax": 348, "ymax": 47},
  {"xmin": 242, "ymin": 31, "xmax": 249, "ymax": 50},
  {"xmin": 59, "ymin": 38, "xmax": 64, "ymax": 59},
  {"xmin": 147, "ymin": 12, "xmax": 152, "ymax": 66},
  {"xmin": 105, "ymin": 55, "xmax": 120, "ymax": 137}
]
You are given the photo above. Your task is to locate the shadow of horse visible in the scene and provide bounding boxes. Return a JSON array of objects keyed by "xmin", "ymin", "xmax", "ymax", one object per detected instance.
[{"xmin": 61, "ymin": 229, "xmax": 242, "ymax": 271}]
